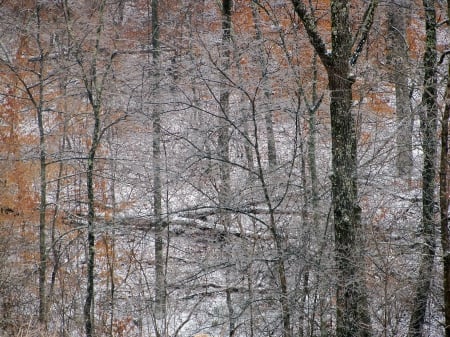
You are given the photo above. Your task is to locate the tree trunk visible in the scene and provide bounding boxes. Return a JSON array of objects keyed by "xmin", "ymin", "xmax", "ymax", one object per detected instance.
[
  {"xmin": 292, "ymin": 1, "xmax": 378, "ymax": 336},
  {"xmin": 218, "ymin": 0, "xmax": 232, "ymax": 230},
  {"xmin": 84, "ymin": 136, "xmax": 98, "ymax": 337},
  {"xmin": 250, "ymin": 96, "xmax": 292, "ymax": 337},
  {"xmin": 328, "ymin": 66, "xmax": 371, "ymax": 337},
  {"xmin": 408, "ymin": 1, "xmax": 438, "ymax": 336},
  {"xmin": 35, "ymin": 4, "xmax": 48, "ymax": 328},
  {"xmin": 62, "ymin": 1, "xmax": 109, "ymax": 335},
  {"xmin": 440, "ymin": 3, "xmax": 450, "ymax": 335},
  {"xmin": 219, "ymin": 2, "xmax": 234, "ymax": 336},
  {"xmin": 250, "ymin": 3, "xmax": 277, "ymax": 170},
  {"xmin": 151, "ymin": 0, "xmax": 167, "ymax": 333},
  {"xmin": 386, "ymin": 0, "xmax": 413, "ymax": 177},
  {"xmin": 84, "ymin": 101, "xmax": 102, "ymax": 337}
]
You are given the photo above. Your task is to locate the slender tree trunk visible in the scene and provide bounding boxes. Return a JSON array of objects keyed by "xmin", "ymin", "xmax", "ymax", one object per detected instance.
[
  {"xmin": 251, "ymin": 3, "xmax": 277, "ymax": 170},
  {"xmin": 84, "ymin": 101, "xmax": 102, "ymax": 337},
  {"xmin": 49, "ymin": 111, "xmax": 65, "ymax": 331},
  {"xmin": 151, "ymin": 0, "xmax": 167, "ymax": 334},
  {"xmin": 219, "ymin": 2, "xmax": 234, "ymax": 336},
  {"xmin": 249, "ymin": 96, "xmax": 292, "ymax": 337},
  {"xmin": 71, "ymin": 2, "xmax": 108, "ymax": 335},
  {"xmin": 105, "ymin": 129, "xmax": 117, "ymax": 337},
  {"xmin": 440, "ymin": 3, "xmax": 450, "ymax": 335},
  {"xmin": 408, "ymin": 1, "xmax": 438, "ymax": 336},
  {"xmin": 250, "ymin": 7, "xmax": 292, "ymax": 336},
  {"xmin": 35, "ymin": 4, "xmax": 48, "ymax": 327},
  {"xmin": 85, "ymin": 136, "xmax": 98, "ymax": 337},
  {"xmin": 218, "ymin": 0, "xmax": 232, "ymax": 229},
  {"xmin": 308, "ymin": 53, "xmax": 320, "ymax": 226},
  {"xmin": 386, "ymin": 0, "xmax": 412, "ymax": 177}
]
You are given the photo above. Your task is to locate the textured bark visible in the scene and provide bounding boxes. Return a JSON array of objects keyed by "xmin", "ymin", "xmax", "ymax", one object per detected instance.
[
  {"xmin": 407, "ymin": 1, "xmax": 438, "ymax": 336},
  {"xmin": 218, "ymin": 0, "xmax": 232, "ymax": 228},
  {"xmin": 441, "ymin": 38, "xmax": 450, "ymax": 337},
  {"xmin": 308, "ymin": 52, "xmax": 320, "ymax": 234},
  {"xmin": 441, "ymin": 3, "xmax": 450, "ymax": 334},
  {"xmin": 440, "ymin": 5, "xmax": 450, "ymax": 337},
  {"xmin": 292, "ymin": 1, "xmax": 377, "ymax": 336},
  {"xmin": 85, "ymin": 135, "xmax": 98, "ymax": 337}
]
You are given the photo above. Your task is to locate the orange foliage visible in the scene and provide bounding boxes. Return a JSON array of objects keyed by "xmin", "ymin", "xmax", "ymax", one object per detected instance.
[{"xmin": 112, "ymin": 317, "xmax": 136, "ymax": 337}]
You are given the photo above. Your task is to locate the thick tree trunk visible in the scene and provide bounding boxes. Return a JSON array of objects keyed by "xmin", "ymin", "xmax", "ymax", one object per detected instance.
[
  {"xmin": 440, "ymin": 4, "xmax": 450, "ymax": 337},
  {"xmin": 407, "ymin": 1, "xmax": 438, "ymax": 336},
  {"xmin": 292, "ymin": 1, "xmax": 377, "ymax": 336},
  {"xmin": 328, "ymin": 68, "xmax": 371, "ymax": 337},
  {"xmin": 441, "ymin": 50, "xmax": 450, "ymax": 337},
  {"xmin": 441, "ymin": 3, "xmax": 450, "ymax": 334},
  {"xmin": 329, "ymin": 3, "xmax": 372, "ymax": 337}
]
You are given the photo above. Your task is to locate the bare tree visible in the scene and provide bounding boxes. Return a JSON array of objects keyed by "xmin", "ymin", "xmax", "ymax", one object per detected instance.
[
  {"xmin": 62, "ymin": 1, "xmax": 126, "ymax": 335},
  {"xmin": 151, "ymin": 0, "xmax": 167, "ymax": 336},
  {"xmin": 408, "ymin": 1, "xmax": 438, "ymax": 336},
  {"xmin": 291, "ymin": 1, "xmax": 378, "ymax": 336}
]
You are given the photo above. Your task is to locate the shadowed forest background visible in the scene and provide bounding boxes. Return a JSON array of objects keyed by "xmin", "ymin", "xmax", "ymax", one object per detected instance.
[{"xmin": 0, "ymin": 0, "xmax": 450, "ymax": 337}]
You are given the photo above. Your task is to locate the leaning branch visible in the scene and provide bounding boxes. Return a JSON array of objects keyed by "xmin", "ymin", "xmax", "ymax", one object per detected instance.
[
  {"xmin": 291, "ymin": 0, "xmax": 332, "ymax": 67},
  {"xmin": 350, "ymin": 0, "xmax": 379, "ymax": 66}
]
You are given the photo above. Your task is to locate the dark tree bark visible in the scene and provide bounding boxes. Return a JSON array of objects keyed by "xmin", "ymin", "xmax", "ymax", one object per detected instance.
[
  {"xmin": 36, "ymin": 6, "xmax": 48, "ymax": 326},
  {"xmin": 440, "ymin": 57, "xmax": 450, "ymax": 337},
  {"xmin": 408, "ymin": 1, "xmax": 438, "ymax": 336},
  {"xmin": 441, "ymin": 3, "xmax": 450, "ymax": 335},
  {"xmin": 84, "ymin": 109, "xmax": 100, "ymax": 337},
  {"xmin": 291, "ymin": 1, "xmax": 377, "ymax": 336}
]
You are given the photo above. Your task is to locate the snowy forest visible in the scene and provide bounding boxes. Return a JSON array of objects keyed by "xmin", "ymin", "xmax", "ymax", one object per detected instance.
[{"xmin": 0, "ymin": 0, "xmax": 450, "ymax": 336}]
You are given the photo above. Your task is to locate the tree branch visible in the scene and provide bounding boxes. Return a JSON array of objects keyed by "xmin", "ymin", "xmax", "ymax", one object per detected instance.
[
  {"xmin": 291, "ymin": 0, "xmax": 332, "ymax": 67},
  {"xmin": 350, "ymin": 0, "xmax": 379, "ymax": 66},
  {"xmin": 439, "ymin": 50, "xmax": 450, "ymax": 64}
]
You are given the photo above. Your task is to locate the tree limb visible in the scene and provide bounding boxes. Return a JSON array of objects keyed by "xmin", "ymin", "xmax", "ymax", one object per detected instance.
[
  {"xmin": 291, "ymin": 0, "xmax": 332, "ymax": 67},
  {"xmin": 350, "ymin": 0, "xmax": 379, "ymax": 66}
]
